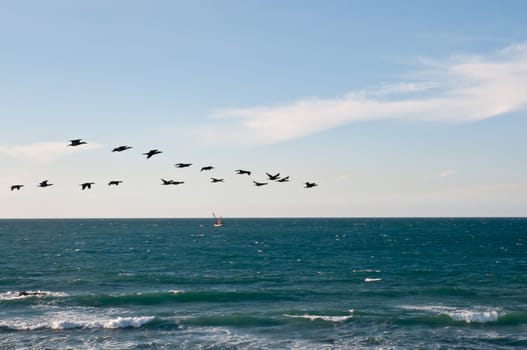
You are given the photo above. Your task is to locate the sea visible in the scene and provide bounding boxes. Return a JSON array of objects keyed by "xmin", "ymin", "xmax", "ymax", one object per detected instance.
[{"xmin": 0, "ymin": 218, "xmax": 526, "ymax": 349}]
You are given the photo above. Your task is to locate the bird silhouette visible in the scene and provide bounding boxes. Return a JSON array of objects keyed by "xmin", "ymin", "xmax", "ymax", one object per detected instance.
[
  {"xmin": 266, "ymin": 172, "xmax": 280, "ymax": 180},
  {"xmin": 161, "ymin": 178, "xmax": 184, "ymax": 185},
  {"xmin": 38, "ymin": 180, "xmax": 53, "ymax": 188},
  {"xmin": 210, "ymin": 177, "xmax": 224, "ymax": 183},
  {"xmin": 81, "ymin": 182, "xmax": 95, "ymax": 190},
  {"xmin": 112, "ymin": 145, "xmax": 132, "ymax": 152},
  {"xmin": 175, "ymin": 163, "xmax": 192, "ymax": 168},
  {"xmin": 304, "ymin": 182, "xmax": 318, "ymax": 188},
  {"xmin": 108, "ymin": 180, "xmax": 123, "ymax": 186},
  {"xmin": 277, "ymin": 176, "xmax": 290, "ymax": 182},
  {"xmin": 10, "ymin": 185, "xmax": 24, "ymax": 191},
  {"xmin": 201, "ymin": 166, "xmax": 214, "ymax": 172},
  {"xmin": 235, "ymin": 169, "xmax": 251, "ymax": 176},
  {"xmin": 253, "ymin": 180, "xmax": 268, "ymax": 187},
  {"xmin": 68, "ymin": 139, "xmax": 87, "ymax": 146},
  {"xmin": 143, "ymin": 149, "xmax": 162, "ymax": 159}
]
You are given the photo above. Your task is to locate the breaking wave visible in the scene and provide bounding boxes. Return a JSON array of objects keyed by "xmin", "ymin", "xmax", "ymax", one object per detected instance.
[
  {"xmin": 0, "ymin": 313, "xmax": 155, "ymax": 331},
  {"xmin": 402, "ymin": 305, "xmax": 507, "ymax": 324},
  {"xmin": 284, "ymin": 309, "xmax": 354, "ymax": 323},
  {"xmin": 364, "ymin": 278, "xmax": 382, "ymax": 283},
  {"xmin": 0, "ymin": 291, "xmax": 68, "ymax": 301}
]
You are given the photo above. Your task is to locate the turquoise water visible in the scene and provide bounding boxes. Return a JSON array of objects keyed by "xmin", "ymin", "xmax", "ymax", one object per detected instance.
[{"xmin": 1, "ymin": 218, "xmax": 526, "ymax": 349}]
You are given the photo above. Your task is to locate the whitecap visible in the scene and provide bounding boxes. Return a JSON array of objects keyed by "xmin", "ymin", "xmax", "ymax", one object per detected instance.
[
  {"xmin": 446, "ymin": 309, "xmax": 501, "ymax": 323},
  {"xmin": 1, "ymin": 312, "xmax": 155, "ymax": 331},
  {"xmin": 49, "ymin": 316, "xmax": 154, "ymax": 330},
  {"xmin": 100, "ymin": 316, "xmax": 155, "ymax": 329},
  {"xmin": 402, "ymin": 305, "xmax": 504, "ymax": 323},
  {"xmin": 118, "ymin": 273, "xmax": 135, "ymax": 277},
  {"xmin": 284, "ymin": 309, "xmax": 354, "ymax": 322},
  {"xmin": 352, "ymin": 269, "xmax": 381, "ymax": 273},
  {"xmin": 364, "ymin": 278, "xmax": 382, "ymax": 282},
  {"xmin": 0, "ymin": 290, "xmax": 68, "ymax": 300}
]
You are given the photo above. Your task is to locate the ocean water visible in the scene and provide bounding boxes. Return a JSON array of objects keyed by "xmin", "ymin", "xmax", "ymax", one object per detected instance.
[{"xmin": 0, "ymin": 218, "xmax": 526, "ymax": 349}]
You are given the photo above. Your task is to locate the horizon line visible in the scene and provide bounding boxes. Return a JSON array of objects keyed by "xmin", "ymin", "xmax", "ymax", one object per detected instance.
[{"xmin": 1, "ymin": 216, "xmax": 525, "ymax": 220}]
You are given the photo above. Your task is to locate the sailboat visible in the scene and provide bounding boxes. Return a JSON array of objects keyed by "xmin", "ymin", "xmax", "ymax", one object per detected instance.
[{"xmin": 213, "ymin": 212, "xmax": 224, "ymax": 227}]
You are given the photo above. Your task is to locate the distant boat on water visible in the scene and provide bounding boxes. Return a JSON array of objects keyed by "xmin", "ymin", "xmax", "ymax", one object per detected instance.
[{"xmin": 213, "ymin": 213, "xmax": 224, "ymax": 227}]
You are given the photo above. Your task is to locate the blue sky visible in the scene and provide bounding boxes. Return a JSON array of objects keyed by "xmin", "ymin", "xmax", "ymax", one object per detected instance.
[{"xmin": 1, "ymin": 1, "xmax": 526, "ymax": 218}]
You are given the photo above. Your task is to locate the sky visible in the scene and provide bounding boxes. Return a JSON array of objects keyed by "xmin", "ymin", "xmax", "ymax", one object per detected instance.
[{"xmin": 1, "ymin": 0, "xmax": 526, "ymax": 218}]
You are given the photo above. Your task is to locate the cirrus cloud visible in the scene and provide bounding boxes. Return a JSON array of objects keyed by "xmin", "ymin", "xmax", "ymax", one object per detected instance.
[{"xmin": 202, "ymin": 43, "xmax": 527, "ymax": 145}]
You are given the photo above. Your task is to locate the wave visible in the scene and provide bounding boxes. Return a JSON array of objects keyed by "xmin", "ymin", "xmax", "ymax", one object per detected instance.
[
  {"xmin": 0, "ymin": 291, "xmax": 68, "ymax": 301},
  {"xmin": 3, "ymin": 288, "xmax": 332, "ymax": 307},
  {"xmin": 353, "ymin": 269, "xmax": 381, "ymax": 273},
  {"xmin": 74, "ymin": 289, "xmax": 302, "ymax": 307},
  {"xmin": 401, "ymin": 305, "xmax": 511, "ymax": 324},
  {"xmin": 496, "ymin": 311, "xmax": 527, "ymax": 326},
  {"xmin": 51, "ymin": 316, "xmax": 155, "ymax": 330},
  {"xmin": 364, "ymin": 278, "xmax": 382, "ymax": 283},
  {"xmin": 0, "ymin": 313, "xmax": 155, "ymax": 331},
  {"xmin": 284, "ymin": 309, "xmax": 354, "ymax": 323}
]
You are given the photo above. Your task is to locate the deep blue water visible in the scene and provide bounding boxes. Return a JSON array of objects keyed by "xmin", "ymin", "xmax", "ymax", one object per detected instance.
[{"xmin": 0, "ymin": 218, "xmax": 526, "ymax": 349}]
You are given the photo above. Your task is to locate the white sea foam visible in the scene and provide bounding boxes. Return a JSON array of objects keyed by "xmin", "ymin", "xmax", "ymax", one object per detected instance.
[
  {"xmin": 284, "ymin": 309, "xmax": 354, "ymax": 322},
  {"xmin": 353, "ymin": 269, "xmax": 382, "ymax": 273},
  {"xmin": 177, "ymin": 325, "xmax": 395, "ymax": 350},
  {"xmin": 402, "ymin": 305, "xmax": 504, "ymax": 323},
  {"xmin": 180, "ymin": 327, "xmax": 286, "ymax": 349},
  {"xmin": 51, "ymin": 316, "xmax": 155, "ymax": 330},
  {"xmin": 118, "ymin": 272, "xmax": 135, "ymax": 277},
  {"xmin": 0, "ymin": 311, "xmax": 154, "ymax": 331},
  {"xmin": 0, "ymin": 290, "xmax": 68, "ymax": 300},
  {"xmin": 364, "ymin": 278, "xmax": 382, "ymax": 282},
  {"xmin": 182, "ymin": 326, "xmax": 344, "ymax": 349}
]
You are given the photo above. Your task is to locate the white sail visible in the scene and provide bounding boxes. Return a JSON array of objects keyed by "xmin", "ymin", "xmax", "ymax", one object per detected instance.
[{"xmin": 213, "ymin": 212, "xmax": 223, "ymax": 227}]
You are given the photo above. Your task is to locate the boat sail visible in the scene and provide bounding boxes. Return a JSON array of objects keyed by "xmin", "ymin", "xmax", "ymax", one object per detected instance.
[{"xmin": 213, "ymin": 212, "xmax": 224, "ymax": 227}]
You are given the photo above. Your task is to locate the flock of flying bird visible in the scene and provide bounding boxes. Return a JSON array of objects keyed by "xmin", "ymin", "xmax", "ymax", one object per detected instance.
[{"xmin": 8, "ymin": 139, "xmax": 319, "ymax": 192}]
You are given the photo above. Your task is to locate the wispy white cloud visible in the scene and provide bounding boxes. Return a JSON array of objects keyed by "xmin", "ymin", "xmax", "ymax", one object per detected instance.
[
  {"xmin": 0, "ymin": 142, "xmax": 103, "ymax": 163},
  {"xmin": 203, "ymin": 43, "xmax": 527, "ymax": 145},
  {"xmin": 439, "ymin": 170, "xmax": 457, "ymax": 177}
]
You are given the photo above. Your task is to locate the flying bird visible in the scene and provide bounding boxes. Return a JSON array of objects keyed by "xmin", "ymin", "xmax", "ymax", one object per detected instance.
[
  {"xmin": 10, "ymin": 185, "xmax": 24, "ymax": 191},
  {"xmin": 143, "ymin": 149, "xmax": 162, "ymax": 159},
  {"xmin": 68, "ymin": 139, "xmax": 87, "ymax": 146},
  {"xmin": 277, "ymin": 176, "xmax": 290, "ymax": 183},
  {"xmin": 81, "ymin": 182, "xmax": 95, "ymax": 190},
  {"xmin": 304, "ymin": 182, "xmax": 318, "ymax": 188},
  {"xmin": 253, "ymin": 180, "xmax": 268, "ymax": 187},
  {"xmin": 210, "ymin": 177, "xmax": 224, "ymax": 183},
  {"xmin": 175, "ymin": 163, "xmax": 192, "ymax": 168},
  {"xmin": 38, "ymin": 180, "xmax": 53, "ymax": 188},
  {"xmin": 108, "ymin": 180, "xmax": 123, "ymax": 186},
  {"xmin": 112, "ymin": 145, "xmax": 132, "ymax": 152},
  {"xmin": 235, "ymin": 169, "xmax": 251, "ymax": 176},
  {"xmin": 201, "ymin": 166, "xmax": 214, "ymax": 172},
  {"xmin": 266, "ymin": 172, "xmax": 280, "ymax": 180},
  {"xmin": 161, "ymin": 179, "xmax": 184, "ymax": 185}
]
